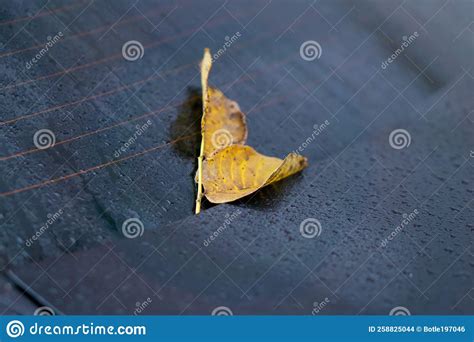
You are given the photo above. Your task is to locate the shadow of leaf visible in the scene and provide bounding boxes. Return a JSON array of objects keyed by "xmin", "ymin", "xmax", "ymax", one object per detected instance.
[{"xmin": 170, "ymin": 87, "xmax": 202, "ymax": 159}]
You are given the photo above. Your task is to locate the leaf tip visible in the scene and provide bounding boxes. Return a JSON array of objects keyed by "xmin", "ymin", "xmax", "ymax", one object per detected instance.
[
  {"xmin": 202, "ymin": 48, "xmax": 212, "ymax": 66},
  {"xmin": 289, "ymin": 152, "xmax": 309, "ymax": 169}
]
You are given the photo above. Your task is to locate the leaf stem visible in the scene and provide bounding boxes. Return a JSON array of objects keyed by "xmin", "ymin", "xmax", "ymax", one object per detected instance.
[
  {"xmin": 195, "ymin": 141, "xmax": 204, "ymax": 214},
  {"xmin": 195, "ymin": 48, "xmax": 212, "ymax": 215}
]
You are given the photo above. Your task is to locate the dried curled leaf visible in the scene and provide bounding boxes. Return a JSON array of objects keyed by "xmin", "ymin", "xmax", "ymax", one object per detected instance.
[
  {"xmin": 195, "ymin": 48, "xmax": 308, "ymax": 212},
  {"xmin": 202, "ymin": 145, "xmax": 308, "ymax": 203}
]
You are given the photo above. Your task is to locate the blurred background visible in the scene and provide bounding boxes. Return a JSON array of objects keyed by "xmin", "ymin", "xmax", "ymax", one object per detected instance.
[{"xmin": 0, "ymin": 0, "xmax": 472, "ymax": 315}]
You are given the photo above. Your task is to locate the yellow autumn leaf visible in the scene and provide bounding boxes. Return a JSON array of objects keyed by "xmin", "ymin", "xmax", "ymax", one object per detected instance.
[
  {"xmin": 195, "ymin": 48, "xmax": 308, "ymax": 213},
  {"xmin": 203, "ymin": 87, "xmax": 247, "ymax": 156},
  {"xmin": 201, "ymin": 145, "xmax": 308, "ymax": 203}
]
